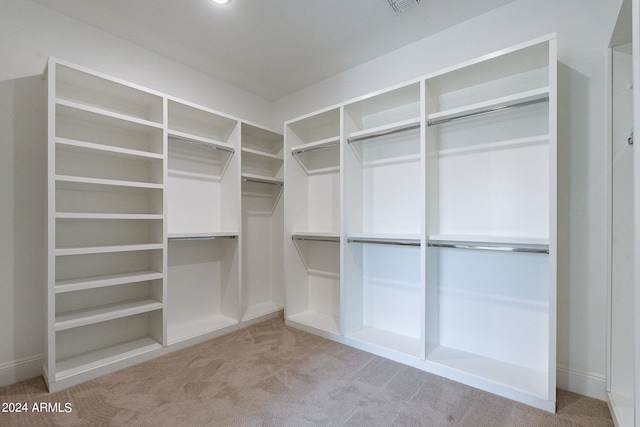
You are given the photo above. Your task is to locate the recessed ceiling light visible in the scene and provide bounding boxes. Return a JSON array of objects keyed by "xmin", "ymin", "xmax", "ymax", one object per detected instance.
[{"xmin": 211, "ymin": 0, "xmax": 230, "ymax": 4}]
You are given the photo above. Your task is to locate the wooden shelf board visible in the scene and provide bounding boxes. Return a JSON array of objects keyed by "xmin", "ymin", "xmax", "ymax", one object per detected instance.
[
  {"xmin": 168, "ymin": 129, "xmax": 235, "ymax": 153},
  {"xmin": 56, "ymin": 98, "xmax": 162, "ymax": 129},
  {"xmin": 55, "ymin": 298, "xmax": 163, "ymax": 331},
  {"xmin": 348, "ymin": 117, "xmax": 421, "ymax": 142},
  {"xmin": 55, "ymin": 337, "xmax": 162, "ymax": 380},
  {"xmin": 56, "ymin": 271, "xmax": 163, "ymax": 293},
  {"xmin": 55, "ymin": 174, "xmax": 163, "ymax": 190},
  {"xmin": 427, "ymin": 87, "xmax": 549, "ymax": 124},
  {"xmin": 55, "ymin": 243, "xmax": 164, "ymax": 256},
  {"xmin": 56, "ymin": 137, "xmax": 163, "ymax": 160},
  {"xmin": 241, "ymin": 147, "xmax": 283, "ymax": 161},
  {"xmin": 427, "ymin": 344, "xmax": 549, "ymax": 398},
  {"xmin": 56, "ymin": 212, "xmax": 163, "ymax": 220}
]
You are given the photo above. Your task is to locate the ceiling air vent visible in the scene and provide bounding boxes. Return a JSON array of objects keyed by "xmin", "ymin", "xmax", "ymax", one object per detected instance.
[{"xmin": 387, "ymin": 0, "xmax": 423, "ymax": 14}]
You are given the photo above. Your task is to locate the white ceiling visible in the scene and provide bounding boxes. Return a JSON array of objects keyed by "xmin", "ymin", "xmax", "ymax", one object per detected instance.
[{"xmin": 32, "ymin": 0, "xmax": 514, "ymax": 101}]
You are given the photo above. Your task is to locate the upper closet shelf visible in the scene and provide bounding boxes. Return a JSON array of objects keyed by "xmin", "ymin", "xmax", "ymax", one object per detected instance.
[
  {"xmin": 56, "ymin": 138, "xmax": 164, "ymax": 161},
  {"xmin": 56, "ymin": 175, "xmax": 163, "ymax": 190},
  {"xmin": 427, "ymin": 87, "xmax": 549, "ymax": 126},
  {"xmin": 241, "ymin": 147, "xmax": 282, "ymax": 160},
  {"xmin": 291, "ymin": 136, "xmax": 340, "ymax": 155},
  {"xmin": 347, "ymin": 117, "xmax": 421, "ymax": 144},
  {"xmin": 168, "ymin": 131, "xmax": 235, "ymax": 154},
  {"xmin": 56, "ymin": 98, "xmax": 163, "ymax": 129}
]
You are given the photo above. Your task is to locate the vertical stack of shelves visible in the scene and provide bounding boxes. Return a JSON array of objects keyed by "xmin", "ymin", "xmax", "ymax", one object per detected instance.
[
  {"xmin": 46, "ymin": 59, "xmax": 166, "ymax": 390},
  {"xmin": 285, "ymin": 108, "xmax": 341, "ymax": 334},
  {"xmin": 166, "ymin": 100, "xmax": 240, "ymax": 344},
  {"xmin": 240, "ymin": 124, "xmax": 284, "ymax": 321},
  {"xmin": 424, "ymin": 37, "xmax": 556, "ymax": 408},
  {"xmin": 342, "ymin": 82, "xmax": 425, "ymax": 359}
]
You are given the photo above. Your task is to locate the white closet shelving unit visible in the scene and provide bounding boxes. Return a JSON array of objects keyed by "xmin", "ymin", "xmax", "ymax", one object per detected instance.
[
  {"xmin": 342, "ymin": 82, "xmax": 425, "ymax": 359},
  {"xmin": 283, "ymin": 35, "xmax": 557, "ymax": 412},
  {"xmin": 166, "ymin": 99, "xmax": 240, "ymax": 345},
  {"xmin": 285, "ymin": 108, "xmax": 342, "ymax": 335},
  {"xmin": 240, "ymin": 124, "xmax": 284, "ymax": 321},
  {"xmin": 46, "ymin": 58, "xmax": 284, "ymax": 391},
  {"xmin": 46, "ymin": 59, "xmax": 166, "ymax": 391}
]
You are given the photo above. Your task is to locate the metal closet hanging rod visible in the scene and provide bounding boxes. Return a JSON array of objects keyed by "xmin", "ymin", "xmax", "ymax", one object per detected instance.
[
  {"xmin": 347, "ymin": 123, "xmax": 420, "ymax": 144},
  {"xmin": 241, "ymin": 177, "xmax": 284, "ymax": 186},
  {"xmin": 168, "ymin": 136, "xmax": 235, "ymax": 154},
  {"xmin": 168, "ymin": 235, "xmax": 237, "ymax": 242},
  {"xmin": 428, "ymin": 241, "xmax": 549, "ymax": 254},
  {"xmin": 347, "ymin": 237, "xmax": 421, "ymax": 247},
  {"xmin": 427, "ymin": 96, "xmax": 549, "ymax": 127},
  {"xmin": 291, "ymin": 141, "xmax": 340, "ymax": 155},
  {"xmin": 291, "ymin": 235, "xmax": 340, "ymax": 243}
]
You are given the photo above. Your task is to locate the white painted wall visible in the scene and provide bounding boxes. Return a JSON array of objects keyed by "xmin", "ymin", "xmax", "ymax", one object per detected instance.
[
  {"xmin": 0, "ymin": 0, "xmax": 273, "ymax": 386},
  {"xmin": 0, "ymin": 0, "xmax": 623, "ymax": 402},
  {"xmin": 274, "ymin": 0, "xmax": 621, "ymax": 400}
]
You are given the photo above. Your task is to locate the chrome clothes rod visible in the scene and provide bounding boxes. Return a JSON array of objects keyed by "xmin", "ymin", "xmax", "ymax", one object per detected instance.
[
  {"xmin": 347, "ymin": 123, "xmax": 420, "ymax": 144},
  {"xmin": 291, "ymin": 141, "xmax": 339, "ymax": 155},
  {"xmin": 168, "ymin": 136, "xmax": 235, "ymax": 154},
  {"xmin": 292, "ymin": 235, "xmax": 340, "ymax": 243},
  {"xmin": 428, "ymin": 241, "xmax": 548, "ymax": 254},
  {"xmin": 169, "ymin": 235, "xmax": 236, "ymax": 241},
  {"xmin": 347, "ymin": 237, "xmax": 421, "ymax": 247},
  {"xmin": 241, "ymin": 177, "xmax": 284, "ymax": 186},
  {"xmin": 427, "ymin": 97, "xmax": 549, "ymax": 127}
]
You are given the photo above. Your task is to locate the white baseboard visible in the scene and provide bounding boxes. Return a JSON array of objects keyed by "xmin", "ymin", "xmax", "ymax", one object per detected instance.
[
  {"xmin": 557, "ymin": 365, "xmax": 607, "ymax": 401},
  {"xmin": 0, "ymin": 354, "xmax": 44, "ymax": 388}
]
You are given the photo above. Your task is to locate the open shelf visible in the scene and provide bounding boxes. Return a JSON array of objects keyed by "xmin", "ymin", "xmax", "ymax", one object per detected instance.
[
  {"xmin": 55, "ymin": 337, "xmax": 162, "ymax": 381},
  {"xmin": 56, "ymin": 137, "xmax": 163, "ymax": 161},
  {"xmin": 426, "ymin": 345, "xmax": 548, "ymax": 398},
  {"xmin": 56, "ymin": 98, "xmax": 162, "ymax": 130},
  {"xmin": 55, "ymin": 243, "xmax": 163, "ymax": 257},
  {"xmin": 347, "ymin": 327, "xmax": 421, "ymax": 358},
  {"xmin": 56, "ymin": 175, "xmax": 163, "ymax": 190},
  {"xmin": 55, "ymin": 299, "xmax": 163, "ymax": 331},
  {"xmin": 55, "ymin": 271, "xmax": 163, "ymax": 294}
]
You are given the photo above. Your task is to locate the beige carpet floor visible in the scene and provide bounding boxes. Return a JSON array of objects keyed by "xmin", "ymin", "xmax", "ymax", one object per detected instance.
[{"xmin": 0, "ymin": 315, "xmax": 613, "ymax": 426}]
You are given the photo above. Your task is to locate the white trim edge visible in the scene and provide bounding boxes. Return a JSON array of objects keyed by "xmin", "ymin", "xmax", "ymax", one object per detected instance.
[
  {"xmin": 557, "ymin": 365, "xmax": 607, "ymax": 401},
  {"xmin": 0, "ymin": 354, "xmax": 45, "ymax": 388}
]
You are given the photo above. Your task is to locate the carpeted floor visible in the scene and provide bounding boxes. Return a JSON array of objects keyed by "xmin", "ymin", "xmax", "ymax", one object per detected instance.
[{"xmin": 0, "ymin": 315, "xmax": 613, "ymax": 426}]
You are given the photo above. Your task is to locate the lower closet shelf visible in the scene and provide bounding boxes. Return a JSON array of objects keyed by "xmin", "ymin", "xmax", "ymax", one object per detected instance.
[
  {"xmin": 346, "ymin": 327, "xmax": 421, "ymax": 358},
  {"xmin": 426, "ymin": 345, "xmax": 549, "ymax": 398},
  {"xmin": 55, "ymin": 338, "xmax": 162, "ymax": 381},
  {"xmin": 242, "ymin": 301, "xmax": 281, "ymax": 321},
  {"xmin": 287, "ymin": 311, "xmax": 339, "ymax": 334},
  {"xmin": 167, "ymin": 315, "xmax": 238, "ymax": 344}
]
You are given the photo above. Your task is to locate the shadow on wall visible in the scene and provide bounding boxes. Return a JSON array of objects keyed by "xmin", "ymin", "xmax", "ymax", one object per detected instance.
[{"xmin": 0, "ymin": 74, "xmax": 47, "ymax": 385}]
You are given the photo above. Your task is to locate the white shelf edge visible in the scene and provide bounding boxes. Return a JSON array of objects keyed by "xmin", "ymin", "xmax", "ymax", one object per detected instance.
[
  {"xmin": 56, "ymin": 137, "xmax": 163, "ymax": 160},
  {"xmin": 290, "ymin": 135, "xmax": 340, "ymax": 155},
  {"xmin": 55, "ymin": 175, "xmax": 163, "ymax": 190},
  {"xmin": 438, "ymin": 134, "xmax": 550, "ymax": 157},
  {"xmin": 167, "ymin": 315, "xmax": 239, "ymax": 345},
  {"xmin": 426, "ymin": 344, "xmax": 550, "ymax": 399},
  {"xmin": 347, "ymin": 232, "xmax": 422, "ymax": 246},
  {"xmin": 427, "ymin": 87, "xmax": 550, "ymax": 124},
  {"xmin": 55, "ymin": 299, "xmax": 163, "ymax": 331},
  {"xmin": 56, "ymin": 98, "xmax": 163, "ymax": 129},
  {"xmin": 286, "ymin": 311, "xmax": 340, "ymax": 335},
  {"xmin": 55, "ymin": 337, "xmax": 162, "ymax": 380},
  {"xmin": 168, "ymin": 130, "xmax": 235, "ymax": 153},
  {"xmin": 241, "ymin": 147, "xmax": 283, "ymax": 160},
  {"xmin": 348, "ymin": 117, "xmax": 421, "ymax": 142},
  {"xmin": 55, "ymin": 271, "xmax": 163, "ymax": 293},
  {"xmin": 55, "ymin": 243, "xmax": 164, "ymax": 256},
  {"xmin": 56, "ymin": 212, "xmax": 163, "ymax": 220}
]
